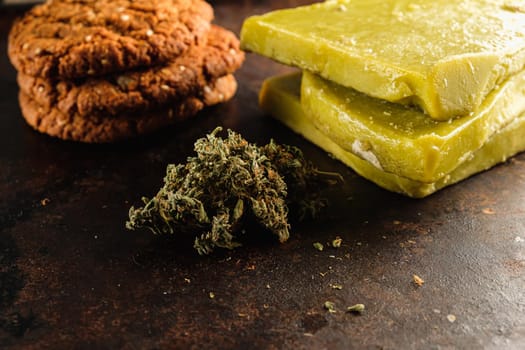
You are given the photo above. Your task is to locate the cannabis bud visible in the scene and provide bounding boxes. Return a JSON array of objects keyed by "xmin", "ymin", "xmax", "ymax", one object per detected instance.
[{"xmin": 126, "ymin": 127, "xmax": 341, "ymax": 254}]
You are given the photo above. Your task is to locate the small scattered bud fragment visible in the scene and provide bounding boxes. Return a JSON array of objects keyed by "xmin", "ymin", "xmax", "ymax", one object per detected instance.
[
  {"xmin": 324, "ymin": 301, "xmax": 336, "ymax": 313},
  {"xmin": 331, "ymin": 237, "xmax": 342, "ymax": 248},
  {"xmin": 313, "ymin": 242, "xmax": 324, "ymax": 251},
  {"xmin": 347, "ymin": 304, "xmax": 365, "ymax": 314}
]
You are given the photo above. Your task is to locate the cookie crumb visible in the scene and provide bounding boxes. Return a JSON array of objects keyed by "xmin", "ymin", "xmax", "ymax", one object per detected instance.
[
  {"xmin": 413, "ymin": 274, "xmax": 424, "ymax": 287},
  {"xmin": 482, "ymin": 208, "xmax": 495, "ymax": 215}
]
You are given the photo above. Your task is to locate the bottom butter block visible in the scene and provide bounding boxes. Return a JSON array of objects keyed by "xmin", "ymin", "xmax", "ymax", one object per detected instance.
[{"xmin": 259, "ymin": 72, "xmax": 525, "ymax": 198}]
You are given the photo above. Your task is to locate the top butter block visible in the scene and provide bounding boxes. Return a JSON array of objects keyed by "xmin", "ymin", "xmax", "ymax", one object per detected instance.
[
  {"xmin": 241, "ymin": 0, "xmax": 525, "ymax": 120},
  {"xmin": 8, "ymin": 0, "xmax": 213, "ymax": 79}
]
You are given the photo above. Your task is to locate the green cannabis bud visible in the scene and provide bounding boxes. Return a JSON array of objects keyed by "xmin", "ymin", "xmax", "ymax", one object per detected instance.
[{"xmin": 126, "ymin": 127, "xmax": 341, "ymax": 255}]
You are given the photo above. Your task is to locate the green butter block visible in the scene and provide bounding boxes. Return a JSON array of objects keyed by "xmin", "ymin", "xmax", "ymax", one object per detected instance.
[
  {"xmin": 301, "ymin": 70, "xmax": 525, "ymax": 183},
  {"xmin": 259, "ymin": 72, "xmax": 525, "ymax": 198},
  {"xmin": 242, "ymin": 0, "xmax": 525, "ymax": 120}
]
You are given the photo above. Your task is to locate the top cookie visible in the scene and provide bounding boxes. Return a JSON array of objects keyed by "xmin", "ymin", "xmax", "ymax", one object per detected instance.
[{"xmin": 8, "ymin": 0, "xmax": 214, "ymax": 79}]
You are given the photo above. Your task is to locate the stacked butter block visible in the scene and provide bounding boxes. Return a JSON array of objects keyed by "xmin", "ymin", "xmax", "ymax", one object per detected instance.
[
  {"xmin": 240, "ymin": 0, "xmax": 525, "ymax": 197},
  {"xmin": 8, "ymin": 0, "xmax": 244, "ymax": 143}
]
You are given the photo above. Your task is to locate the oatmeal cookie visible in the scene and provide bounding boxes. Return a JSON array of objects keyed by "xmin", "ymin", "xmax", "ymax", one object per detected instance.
[
  {"xmin": 19, "ymin": 74, "xmax": 237, "ymax": 143},
  {"xmin": 17, "ymin": 25, "xmax": 244, "ymax": 117},
  {"xmin": 8, "ymin": 0, "xmax": 214, "ymax": 79}
]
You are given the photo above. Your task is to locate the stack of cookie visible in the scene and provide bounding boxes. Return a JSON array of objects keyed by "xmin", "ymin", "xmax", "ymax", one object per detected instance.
[{"xmin": 8, "ymin": 0, "xmax": 244, "ymax": 143}]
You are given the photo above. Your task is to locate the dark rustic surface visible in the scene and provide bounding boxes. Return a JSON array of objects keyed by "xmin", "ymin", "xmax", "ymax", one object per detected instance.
[{"xmin": 1, "ymin": 1, "xmax": 524, "ymax": 349}]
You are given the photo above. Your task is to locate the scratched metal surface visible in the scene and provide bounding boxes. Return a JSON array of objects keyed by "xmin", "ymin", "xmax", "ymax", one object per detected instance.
[{"xmin": 1, "ymin": 1, "xmax": 524, "ymax": 349}]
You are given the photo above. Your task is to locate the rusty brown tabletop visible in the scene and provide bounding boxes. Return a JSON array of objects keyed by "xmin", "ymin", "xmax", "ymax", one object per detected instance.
[{"xmin": 1, "ymin": 1, "xmax": 524, "ymax": 349}]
